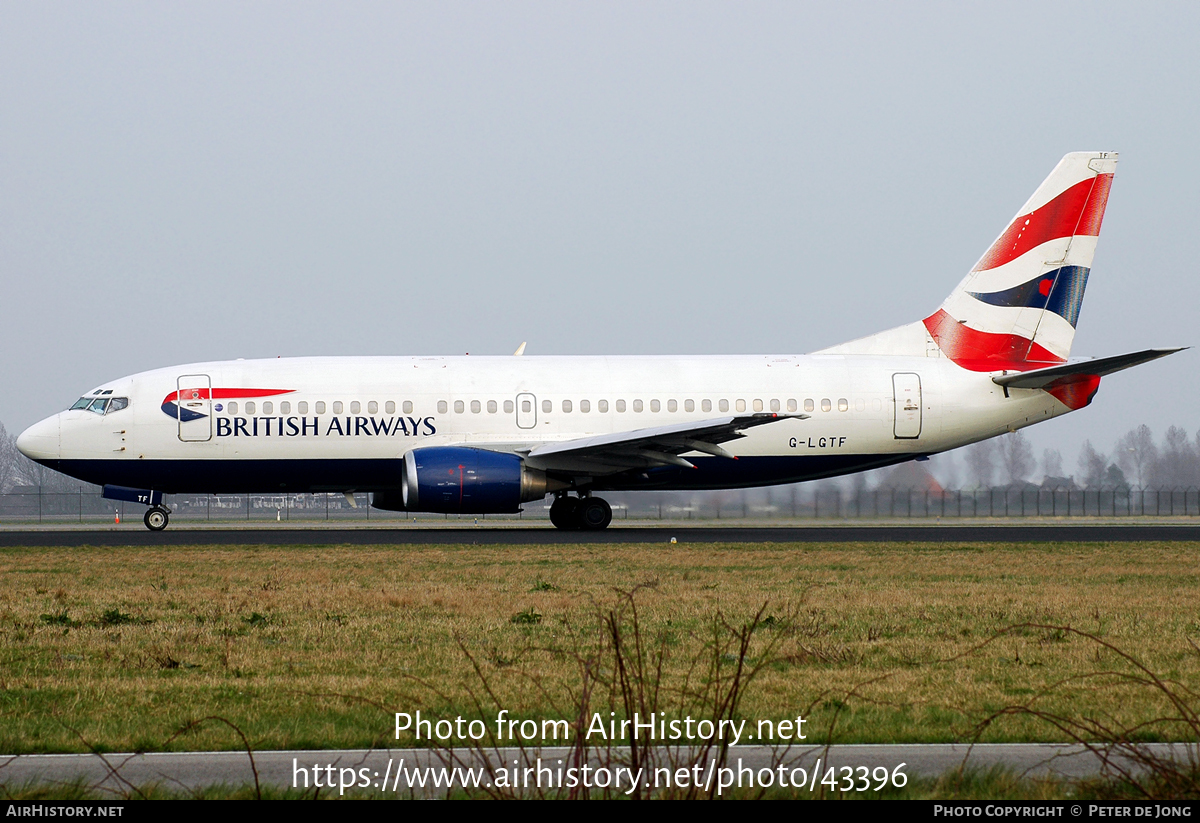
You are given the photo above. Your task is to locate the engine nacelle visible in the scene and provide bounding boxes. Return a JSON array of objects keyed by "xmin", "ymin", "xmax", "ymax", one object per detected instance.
[{"xmin": 401, "ymin": 447, "xmax": 561, "ymax": 514}]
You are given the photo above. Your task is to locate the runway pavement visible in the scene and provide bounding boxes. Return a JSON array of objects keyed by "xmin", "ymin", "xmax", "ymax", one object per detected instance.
[{"xmin": 2, "ymin": 522, "xmax": 1200, "ymax": 546}]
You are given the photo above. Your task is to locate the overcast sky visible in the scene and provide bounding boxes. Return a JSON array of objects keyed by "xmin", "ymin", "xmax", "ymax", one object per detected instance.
[{"xmin": 2, "ymin": 2, "xmax": 1197, "ymax": 472}]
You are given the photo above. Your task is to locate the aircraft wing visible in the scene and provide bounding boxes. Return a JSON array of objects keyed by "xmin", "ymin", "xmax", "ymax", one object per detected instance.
[
  {"xmin": 522, "ymin": 413, "xmax": 808, "ymax": 473},
  {"xmin": 992, "ymin": 347, "xmax": 1185, "ymax": 389}
]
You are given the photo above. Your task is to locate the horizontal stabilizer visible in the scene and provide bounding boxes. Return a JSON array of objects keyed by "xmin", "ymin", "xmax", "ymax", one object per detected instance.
[{"xmin": 993, "ymin": 347, "xmax": 1185, "ymax": 390}]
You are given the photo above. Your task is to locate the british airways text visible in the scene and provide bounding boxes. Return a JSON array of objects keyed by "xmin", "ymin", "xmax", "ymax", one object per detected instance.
[{"xmin": 215, "ymin": 416, "xmax": 437, "ymax": 438}]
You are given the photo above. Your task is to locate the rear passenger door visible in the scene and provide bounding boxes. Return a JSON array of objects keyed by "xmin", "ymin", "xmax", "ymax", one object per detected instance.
[{"xmin": 892, "ymin": 373, "xmax": 922, "ymax": 439}]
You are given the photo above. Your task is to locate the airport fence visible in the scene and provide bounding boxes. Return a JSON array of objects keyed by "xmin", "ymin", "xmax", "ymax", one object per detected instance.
[{"xmin": 2, "ymin": 486, "xmax": 1200, "ymax": 524}]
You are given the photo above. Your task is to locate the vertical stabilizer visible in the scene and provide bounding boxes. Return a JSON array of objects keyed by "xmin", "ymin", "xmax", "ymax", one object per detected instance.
[{"xmin": 924, "ymin": 152, "xmax": 1116, "ymax": 371}]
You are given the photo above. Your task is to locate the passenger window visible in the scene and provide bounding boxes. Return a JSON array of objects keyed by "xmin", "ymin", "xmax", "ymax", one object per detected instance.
[
  {"xmin": 580, "ymin": 400, "xmax": 590, "ymax": 413},
  {"xmin": 350, "ymin": 401, "xmax": 361, "ymax": 414},
  {"xmin": 403, "ymin": 401, "xmax": 413, "ymax": 414},
  {"xmin": 736, "ymin": 400, "xmax": 746, "ymax": 412},
  {"xmin": 563, "ymin": 400, "xmax": 572, "ymax": 413},
  {"xmin": 488, "ymin": 400, "xmax": 497, "ymax": 413},
  {"xmin": 504, "ymin": 400, "xmax": 514, "ymax": 413},
  {"xmin": 667, "ymin": 400, "xmax": 677, "ymax": 412},
  {"xmin": 702, "ymin": 400, "xmax": 712, "ymax": 412},
  {"xmin": 298, "ymin": 401, "xmax": 309, "ymax": 414},
  {"xmin": 684, "ymin": 399, "xmax": 694, "ymax": 412},
  {"xmin": 333, "ymin": 401, "xmax": 344, "ymax": 414},
  {"xmin": 247, "ymin": 401, "xmax": 257, "ymax": 415},
  {"xmin": 263, "ymin": 401, "xmax": 274, "ymax": 415},
  {"xmin": 650, "ymin": 400, "xmax": 660, "ymax": 412},
  {"xmin": 616, "ymin": 400, "xmax": 626, "ymax": 412},
  {"xmin": 437, "ymin": 401, "xmax": 448, "ymax": 414},
  {"xmin": 787, "ymin": 399, "xmax": 797, "ymax": 412},
  {"xmin": 368, "ymin": 401, "xmax": 378, "ymax": 414},
  {"xmin": 280, "ymin": 401, "xmax": 290, "ymax": 414},
  {"xmin": 385, "ymin": 401, "xmax": 395, "ymax": 414},
  {"xmin": 770, "ymin": 399, "xmax": 780, "ymax": 412},
  {"xmin": 316, "ymin": 401, "xmax": 326, "ymax": 414},
  {"xmin": 804, "ymin": 399, "xmax": 814, "ymax": 412},
  {"xmin": 633, "ymin": 400, "xmax": 643, "ymax": 412},
  {"xmin": 598, "ymin": 399, "xmax": 608, "ymax": 413},
  {"xmin": 838, "ymin": 398, "xmax": 849, "ymax": 412},
  {"xmin": 228, "ymin": 401, "xmax": 239, "ymax": 415},
  {"xmin": 541, "ymin": 400, "xmax": 550, "ymax": 413},
  {"xmin": 471, "ymin": 400, "xmax": 481, "ymax": 413},
  {"xmin": 719, "ymin": 400, "xmax": 729, "ymax": 413},
  {"xmin": 108, "ymin": 397, "xmax": 129, "ymax": 413},
  {"xmin": 454, "ymin": 400, "xmax": 465, "ymax": 414},
  {"xmin": 821, "ymin": 399, "xmax": 831, "ymax": 412},
  {"xmin": 753, "ymin": 399, "xmax": 763, "ymax": 412}
]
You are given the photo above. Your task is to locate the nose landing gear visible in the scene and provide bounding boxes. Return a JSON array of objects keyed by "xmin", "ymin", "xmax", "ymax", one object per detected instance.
[
  {"xmin": 549, "ymin": 494, "xmax": 612, "ymax": 531},
  {"xmin": 143, "ymin": 505, "xmax": 171, "ymax": 531}
]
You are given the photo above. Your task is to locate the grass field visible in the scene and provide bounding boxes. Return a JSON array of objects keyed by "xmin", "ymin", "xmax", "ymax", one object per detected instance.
[{"xmin": 1, "ymin": 540, "xmax": 1199, "ymax": 754}]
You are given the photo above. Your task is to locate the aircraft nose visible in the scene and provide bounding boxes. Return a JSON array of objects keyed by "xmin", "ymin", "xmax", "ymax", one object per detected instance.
[{"xmin": 16, "ymin": 416, "xmax": 61, "ymax": 462}]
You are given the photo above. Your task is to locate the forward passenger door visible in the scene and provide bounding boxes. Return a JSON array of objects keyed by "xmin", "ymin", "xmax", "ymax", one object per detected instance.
[{"xmin": 177, "ymin": 374, "xmax": 213, "ymax": 442}]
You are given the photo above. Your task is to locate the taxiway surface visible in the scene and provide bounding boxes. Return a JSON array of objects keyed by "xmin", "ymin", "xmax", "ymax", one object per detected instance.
[{"xmin": 2, "ymin": 523, "xmax": 1199, "ymax": 546}]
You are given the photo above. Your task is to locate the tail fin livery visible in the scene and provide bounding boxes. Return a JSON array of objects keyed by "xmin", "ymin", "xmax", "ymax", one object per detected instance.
[{"xmin": 924, "ymin": 151, "xmax": 1117, "ymax": 371}]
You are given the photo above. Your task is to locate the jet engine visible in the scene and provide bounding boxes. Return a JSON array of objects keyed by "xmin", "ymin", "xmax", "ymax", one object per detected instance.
[{"xmin": 398, "ymin": 447, "xmax": 563, "ymax": 514}]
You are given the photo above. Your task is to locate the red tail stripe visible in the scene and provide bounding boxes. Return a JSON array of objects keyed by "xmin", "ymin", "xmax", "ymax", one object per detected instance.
[
  {"xmin": 162, "ymin": 388, "xmax": 295, "ymax": 404},
  {"xmin": 923, "ymin": 309, "xmax": 1065, "ymax": 372},
  {"xmin": 973, "ymin": 173, "xmax": 1113, "ymax": 272}
]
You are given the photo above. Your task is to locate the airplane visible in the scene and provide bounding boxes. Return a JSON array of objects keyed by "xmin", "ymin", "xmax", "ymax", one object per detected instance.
[{"xmin": 16, "ymin": 151, "xmax": 1182, "ymax": 531}]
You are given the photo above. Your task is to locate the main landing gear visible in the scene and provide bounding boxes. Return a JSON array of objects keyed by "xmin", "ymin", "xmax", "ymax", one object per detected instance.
[
  {"xmin": 549, "ymin": 494, "xmax": 612, "ymax": 531},
  {"xmin": 143, "ymin": 505, "xmax": 170, "ymax": 532}
]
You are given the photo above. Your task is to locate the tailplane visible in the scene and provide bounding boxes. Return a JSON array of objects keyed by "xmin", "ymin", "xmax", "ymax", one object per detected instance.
[
  {"xmin": 926, "ymin": 151, "xmax": 1116, "ymax": 370},
  {"xmin": 820, "ymin": 152, "xmax": 1117, "ymax": 370}
]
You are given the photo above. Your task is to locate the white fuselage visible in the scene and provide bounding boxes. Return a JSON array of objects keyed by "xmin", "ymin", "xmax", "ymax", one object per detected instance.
[{"xmin": 18, "ymin": 353, "xmax": 1068, "ymax": 496}]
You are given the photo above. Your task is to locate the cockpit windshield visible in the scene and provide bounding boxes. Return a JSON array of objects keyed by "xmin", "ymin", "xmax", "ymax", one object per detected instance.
[{"xmin": 68, "ymin": 394, "xmax": 129, "ymax": 415}]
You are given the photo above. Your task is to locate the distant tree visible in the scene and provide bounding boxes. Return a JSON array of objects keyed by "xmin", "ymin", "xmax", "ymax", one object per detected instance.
[
  {"xmin": 998, "ymin": 431, "xmax": 1035, "ymax": 485},
  {"xmin": 1151, "ymin": 426, "xmax": 1200, "ymax": 488},
  {"xmin": 963, "ymin": 440, "xmax": 996, "ymax": 488},
  {"xmin": 1078, "ymin": 441, "xmax": 1109, "ymax": 488},
  {"xmin": 0, "ymin": 422, "xmax": 21, "ymax": 493},
  {"xmin": 0, "ymin": 420, "xmax": 79, "ymax": 491},
  {"xmin": 15, "ymin": 455, "xmax": 80, "ymax": 491},
  {"xmin": 849, "ymin": 469, "xmax": 869, "ymax": 507},
  {"xmin": 934, "ymin": 451, "xmax": 960, "ymax": 490},
  {"xmin": 1116, "ymin": 424, "xmax": 1157, "ymax": 488},
  {"xmin": 1041, "ymin": 448, "xmax": 1064, "ymax": 479}
]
